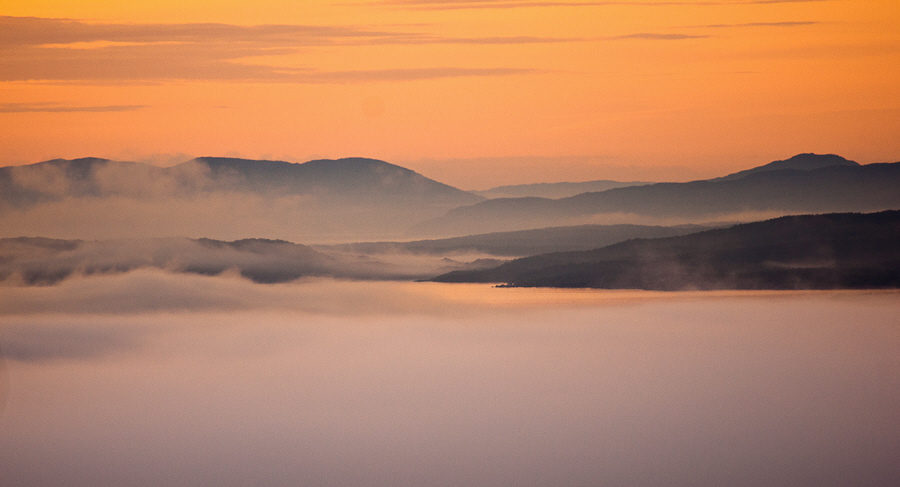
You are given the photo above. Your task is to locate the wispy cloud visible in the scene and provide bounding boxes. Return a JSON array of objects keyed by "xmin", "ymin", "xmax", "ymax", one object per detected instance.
[
  {"xmin": 380, "ymin": 0, "xmax": 831, "ymax": 11},
  {"xmin": 291, "ymin": 67, "xmax": 539, "ymax": 83},
  {"xmin": 0, "ymin": 102, "xmax": 146, "ymax": 113},
  {"xmin": 0, "ymin": 16, "xmax": 403, "ymax": 48},
  {"xmin": 0, "ymin": 16, "xmax": 578, "ymax": 48},
  {"xmin": 608, "ymin": 33, "xmax": 710, "ymax": 40},
  {"xmin": 0, "ymin": 16, "xmax": 556, "ymax": 83},
  {"xmin": 0, "ymin": 321, "xmax": 146, "ymax": 362},
  {"xmin": 0, "ymin": 49, "xmax": 537, "ymax": 83},
  {"xmin": 372, "ymin": 35, "xmax": 581, "ymax": 45},
  {"xmin": 699, "ymin": 21, "xmax": 821, "ymax": 28}
]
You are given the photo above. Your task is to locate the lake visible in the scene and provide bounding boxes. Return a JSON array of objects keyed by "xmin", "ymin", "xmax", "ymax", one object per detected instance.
[{"xmin": 1, "ymin": 271, "xmax": 898, "ymax": 487}]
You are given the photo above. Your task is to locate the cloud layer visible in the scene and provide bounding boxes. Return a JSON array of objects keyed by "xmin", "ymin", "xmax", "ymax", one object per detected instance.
[
  {"xmin": 0, "ymin": 103, "xmax": 146, "ymax": 113},
  {"xmin": 0, "ymin": 16, "xmax": 564, "ymax": 83},
  {"xmin": 383, "ymin": 0, "xmax": 830, "ymax": 10},
  {"xmin": 0, "ymin": 236, "xmax": 436, "ymax": 286},
  {"xmin": 1, "ymin": 280, "xmax": 898, "ymax": 487}
]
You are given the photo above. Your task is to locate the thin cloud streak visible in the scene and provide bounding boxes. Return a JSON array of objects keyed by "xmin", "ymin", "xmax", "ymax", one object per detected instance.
[
  {"xmin": 381, "ymin": 0, "xmax": 831, "ymax": 11},
  {"xmin": 0, "ymin": 16, "xmax": 577, "ymax": 48},
  {"xmin": 0, "ymin": 16, "xmax": 556, "ymax": 83},
  {"xmin": 0, "ymin": 103, "xmax": 146, "ymax": 113},
  {"xmin": 0, "ymin": 48, "xmax": 537, "ymax": 82},
  {"xmin": 366, "ymin": 35, "xmax": 581, "ymax": 45},
  {"xmin": 0, "ymin": 16, "xmax": 404, "ymax": 47},
  {"xmin": 298, "ymin": 67, "xmax": 539, "ymax": 83},
  {"xmin": 608, "ymin": 33, "xmax": 710, "ymax": 40},
  {"xmin": 699, "ymin": 21, "xmax": 821, "ymax": 28}
]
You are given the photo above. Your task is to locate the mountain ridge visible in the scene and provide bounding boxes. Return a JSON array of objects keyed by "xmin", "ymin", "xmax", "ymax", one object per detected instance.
[
  {"xmin": 317, "ymin": 222, "xmax": 716, "ymax": 257},
  {"xmin": 474, "ymin": 179, "xmax": 651, "ymax": 199},
  {"xmin": 411, "ymin": 156, "xmax": 900, "ymax": 236},
  {"xmin": 1, "ymin": 155, "xmax": 483, "ymax": 202},
  {"xmin": 0, "ymin": 155, "xmax": 483, "ymax": 241},
  {"xmin": 430, "ymin": 210, "xmax": 900, "ymax": 290},
  {"xmin": 4, "ymin": 152, "xmax": 898, "ymax": 242},
  {"xmin": 712, "ymin": 153, "xmax": 859, "ymax": 182},
  {"xmin": 0, "ymin": 235, "xmax": 412, "ymax": 285},
  {"xmin": 183, "ymin": 156, "xmax": 484, "ymax": 205}
]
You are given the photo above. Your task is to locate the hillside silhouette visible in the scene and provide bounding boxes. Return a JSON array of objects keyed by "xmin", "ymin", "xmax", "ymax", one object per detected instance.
[
  {"xmin": 3, "ymin": 153, "xmax": 899, "ymax": 243},
  {"xmin": 0, "ymin": 156, "xmax": 482, "ymax": 207},
  {"xmin": 0, "ymin": 236, "xmax": 419, "ymax": 285},
  {"xmin": 431, "ymin": 211, "xmax": 900, "ymax": 290},
  {"xmin": 0, "ymin": 156, "xmax": 483, "ymax": 241},
  {"xmin": 474, "ymin": 179, "xmax": 650, "ymax": 199},
  {"xmin": 412, "ymin": 154, "xmax": 900, "ymax": 236},
  {"xmin": 321, "ymin": 223, "xmax": 714, "ymax": 257},
  {"xmin": 711, "ymin": 153, "xmax": 859, "ymax": 181},
  {"xmin": 188, "ymin": 156, "xmax": 483, "ymax": 206}
]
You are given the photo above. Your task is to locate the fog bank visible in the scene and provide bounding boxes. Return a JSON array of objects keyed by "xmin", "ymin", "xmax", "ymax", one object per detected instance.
[
  {"xmin": 0, "ymin": 236, "xmax": 488, "ymax": 285},
  {"xmin": 1, "ymin": 280, "xmax": 898, "ymax": 487}
]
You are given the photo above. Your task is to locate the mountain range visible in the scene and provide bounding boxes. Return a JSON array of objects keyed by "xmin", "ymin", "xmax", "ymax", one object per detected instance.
[
  {"xmin": 473, "ymin": 179, "xmax": 650, "ymax": 199},
  {"xmin": 0, "ymin": 236, "xmax": 412, "ymax": 285},
  {"xmin": 0, "ymin": 156, "xmax": 482, "ymax": 207},
  {"xmin": 411, "ymin": 154, "xmax": 900, "ymax": 236},
  {"xmin": 2, "ymin": 152, "xmax": 898, "ymax": 246},
  {"xmin": 430, "ymin": 210, "xmax": 900, "ymax": 290},
  {"xmin": 1, "ymin": 151, "xmax": 899, "ymax": 289},
  {"xmin": 709, "ymin": 153, "xmax": 859, "ymax": 182},
  {"xmin": 318, "ymin": 223, "xmax": 715, "ymax": 257},
  {"xmin": 0, "ymin": 156, "xmax": 483, "ymax": 241}
]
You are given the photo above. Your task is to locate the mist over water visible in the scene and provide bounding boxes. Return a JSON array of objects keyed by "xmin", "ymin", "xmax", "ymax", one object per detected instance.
[{"xmin": 1, "ymin": 274, "xmax": 898, "ymax": 487}]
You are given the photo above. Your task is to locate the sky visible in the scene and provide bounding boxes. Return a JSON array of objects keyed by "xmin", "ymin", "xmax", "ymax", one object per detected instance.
[{"xmin": 1, "ymin": 0, "xmax": 898, "ymax": 188}]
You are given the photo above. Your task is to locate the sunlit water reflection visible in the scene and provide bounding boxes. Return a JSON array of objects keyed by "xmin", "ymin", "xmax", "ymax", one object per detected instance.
[{"xmin": 1, "ymin": 272, "xmax": 898, "ymax": 487}]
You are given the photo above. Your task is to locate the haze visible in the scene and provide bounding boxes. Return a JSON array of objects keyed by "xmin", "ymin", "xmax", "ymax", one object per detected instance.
[
  {"xmin": 2, "ymin": 276, "xmax": 899, "ymax": 486},
  {"xmin": 2, "ymin": 1, "xmax": 899, "ymax": 485}
]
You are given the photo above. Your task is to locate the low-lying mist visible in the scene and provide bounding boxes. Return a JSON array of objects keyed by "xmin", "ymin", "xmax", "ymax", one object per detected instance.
[
  {"xmin": 0, "ymin": 236, "xmax": 495, "ymax": 285},
  {"xmin": 0, "ymin": 192, "xmax": 447, "ymax": 242},
  {"xmin": 1, "ymin": 276, "xmax": 898, "ymax": 487}
]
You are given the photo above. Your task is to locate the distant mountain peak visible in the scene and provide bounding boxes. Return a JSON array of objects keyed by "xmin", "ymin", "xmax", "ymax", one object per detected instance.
[
  {"xmin": 303, "ymin": 157, "xmax": 403, "ymax": 166},
  {"xmin": 37, "ymin": 157, "xmax": 114, "ymax": 171},
  {"xmin": 176, "ymin": 155, "xmax": 485, "ymax": 208},
  {"xmin": 189, "ymin": 156, "xmax": 297, "ymax": 173},
  {"xmin": 769, "ymin": 153, "xmax": 858, "ymax": 168},
  {"xmin": 474, "ymin": 179, "xmax": 651, "ymax": 200},
  {"xmin": 191, "ymin": 156, "xmax": 298, "ymax": 163},
  {"xmin": 25, "ymin": 157, "xmax": 133, "ymax": 180},
  {"xmin": 716, "ymin": 153, "xmax": 859, "ymax": 181},
  {"xmin": 298, "ymin": 157, "xmax": 419, "ymax": 176},
  {"xmin": 43, "ymin": 157, "xmax": 111, "ymax": 164},
  {"xmin": 188, "ymin": 156, "xmax": 416, "ymax": 175}
]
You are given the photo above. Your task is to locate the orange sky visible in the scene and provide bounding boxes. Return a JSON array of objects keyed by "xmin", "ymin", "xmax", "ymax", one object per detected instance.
[{"xmin": 1, "ymin": 0, "xmax": 898, "ymax": 188}]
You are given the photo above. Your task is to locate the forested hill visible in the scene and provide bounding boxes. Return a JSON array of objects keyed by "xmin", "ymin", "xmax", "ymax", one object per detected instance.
[{"xmin": 430, "ymin": 210, "xmax": 900, "ymax": 290}]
